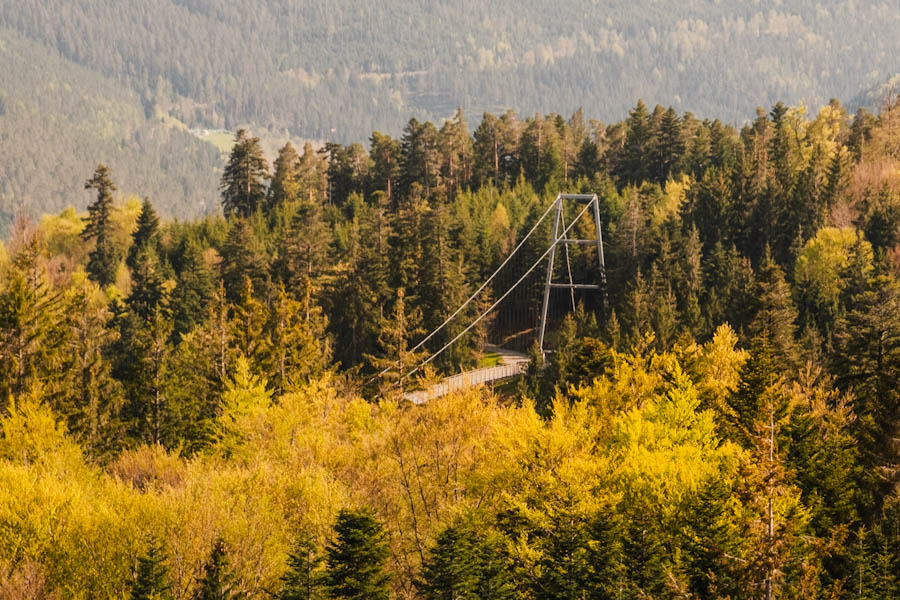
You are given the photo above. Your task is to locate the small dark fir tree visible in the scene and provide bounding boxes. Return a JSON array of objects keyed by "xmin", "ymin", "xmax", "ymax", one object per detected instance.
[
  {"xmin": 418, "ymin": 524, "xmax": 514, "ymax": 600},
  {"xmin": 82, "ymin": 164, "xmax": 121, "ymax": 287},
  {"xmin": 418, "ymin": 525, "xmax": 481, "ymax": 600},
  {"xmin": 130, "ymin": 542, "xmax": 172, "ymax": 600},
  {"xmin": 278, "ymin": 534, "xmax": 325, "ymax": 600},
  {"xmin": 325, "ymin": 508, "xmax": 391, "ymax": 600},
  {"xmin": 193, "ymin": 539, "xmax": 236, "ymax": 600}
]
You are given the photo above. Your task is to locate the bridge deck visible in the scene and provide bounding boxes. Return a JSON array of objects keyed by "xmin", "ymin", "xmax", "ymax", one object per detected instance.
[{"xmin": 402, "ymin": 346, "xmax": 529, "ymax": 404}]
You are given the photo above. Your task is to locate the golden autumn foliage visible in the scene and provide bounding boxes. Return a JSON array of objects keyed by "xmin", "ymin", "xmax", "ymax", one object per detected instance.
[{"xmin": 0, "ymin": 329, "xmax": 769, "ymax": 599}]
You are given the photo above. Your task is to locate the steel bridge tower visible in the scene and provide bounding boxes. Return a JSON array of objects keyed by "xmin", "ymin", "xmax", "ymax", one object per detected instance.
[{"xmin": 537, "ymin": 193, "xmax": 608, "ymax": 356}]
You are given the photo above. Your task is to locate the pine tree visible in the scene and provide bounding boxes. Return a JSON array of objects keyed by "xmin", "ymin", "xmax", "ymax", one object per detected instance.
[
  {"xmin": 325, "ymin": 509, "xmax": 391, "ymax": 600},
  {"xmin": 127, "ymin": 198, "xmax": 161, "ymax": 271},
  {"xmin": 615, "ymin": 100, "xmax": 653, "ymax": 185},
  {"xmin": 193, "ymin": 539, "xmax": 236, "ymax": 600},
  {"xmin": 418, "ymin": 525, "xmax": 482, "ymax": 600},
  {"xmin": 365, "ymin": 287, "xmax": 426, "ymax": 394},
  {"xmin": 833, "ymin": 274, "xmax": 900, "ymax": 514},
  {"xmin": 220, "ymin": 219, "xmax": 269, "ymax": 304},
  {"xmin": 278, "ymin": 534, "xmax": 325, "ymax": 600},
  {"xmin": 171, "ymin": 238, "xmax": 215, "ymax": 339},
  {"xmin": 0, "ymin": 240, "xmax": 66, "ymax": 403},
  {"xmin": 420, "ymin": 202, "xmax": 469, "ymax": 368},
  {"xmin": 221, "ymin": 129, "xmax": 269, "ymax": 218},
  {"xmin": 268, "ymin": 142, "xmax": 301, "ymax": 211},
  {"xmin": 82, "ymin": 164, "xmax": 121, "ymax": 287},
  {"xmin": 534, "ymin": 509, "xmax": 595, "ymax": 600},
  {"xmin": 262, "ymin": 285, "xmax": 330, "ymax": 394},
  {"xmin": 59, "ymin": 282, "xmax": 123, "ymax": 457},
  {"xmin": 438, "ymin": 108, "xmax": 473, "ymax": 200},
  {"xmin": 128, "ymin": 247, "xmax": 169, "ymax": 321},
  {"xmin": 748, "ymin": 249, "xmax": 799, "ymax": 369},
  {"xmin": 130, "ymin": 543, "xmax": 172, "ymax": 600},
  {"xmin": 650, "ymin": 106, "xmax": 684, "ymax": 184},
  {"xmin": 369, "ymin": 132, "xmax": 401, "ymax": 205},
  {"xmin": 275, "ymin": 199, "xmax": 331, "ymax": 315},
  {"xmin": 621, "ymin": 500, "xmax": 668, "ymax": 598},
  {"xmin": 400, "ymin": 118, "xmax": 442, "ymax": 198},
  {"xmin": 329, "ymin": 204, "xmax": 392, "ymax": 367},
  {"xmin": 472, "ymin": 112, "xmax": 503, "ymax": 188}
]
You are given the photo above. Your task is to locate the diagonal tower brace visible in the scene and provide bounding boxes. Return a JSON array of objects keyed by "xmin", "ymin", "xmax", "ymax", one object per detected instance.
[{"xmin": 537, "ymin": 193, "xmax": 607, "ymax": 355}]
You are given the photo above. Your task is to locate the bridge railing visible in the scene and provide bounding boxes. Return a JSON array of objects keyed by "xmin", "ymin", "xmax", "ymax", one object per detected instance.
[{"xmin": 403, "ymin": 361, "xmax": 528, "ymax": 404}]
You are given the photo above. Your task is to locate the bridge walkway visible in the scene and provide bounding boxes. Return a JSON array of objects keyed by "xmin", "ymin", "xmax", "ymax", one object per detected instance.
[{"xmin": 402, "ymin": 345, "xmax": 529, "ymax": 404}]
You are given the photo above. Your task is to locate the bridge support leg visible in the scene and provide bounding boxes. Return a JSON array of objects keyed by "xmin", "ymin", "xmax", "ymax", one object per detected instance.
[
  {"xmin": 538, "ymin": 196, "xmax": 562, "ymax": 356},
  {"xmin": 592, "ymin": 195, "xmax": 609, "ymax": 314}
]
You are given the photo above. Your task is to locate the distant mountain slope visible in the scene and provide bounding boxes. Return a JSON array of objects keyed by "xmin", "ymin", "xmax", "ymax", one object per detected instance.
[
  {"xmin": 0, "ymin": 29, "xmax": 221, "ymax": 232},
  {"xmin": 3, "ymin": 0, "xmax": 898, "ymax": 140},
  {"xmin": 2, "ymin": 1, "xmax": 899, "ymax": 223}
]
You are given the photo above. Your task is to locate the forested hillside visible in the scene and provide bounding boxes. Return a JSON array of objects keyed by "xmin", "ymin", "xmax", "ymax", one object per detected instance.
[
  {"xmin": 2, "ymin": 0, "xmax": 900, "ymax": 222},
  {"xmin": 0, "ymin": 30, "xmax": 222, "ymax": 234},
  {"xmin": 2, "ymin": 96, "xmax": 900, "ymax": 598}
]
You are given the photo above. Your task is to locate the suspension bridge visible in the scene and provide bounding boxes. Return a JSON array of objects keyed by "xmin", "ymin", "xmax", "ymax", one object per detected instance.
[{"xmin": 374, "ymin": 193, "xmax": 608, "ymax": 403}]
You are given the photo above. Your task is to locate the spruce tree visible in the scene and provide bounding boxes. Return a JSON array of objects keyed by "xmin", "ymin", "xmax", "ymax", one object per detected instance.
[
  {"xmin": 325, "ymin": 509, "xmax": 391, "ymax": 600},
  {"xmin": 418, "ymin": 526, "xmax": 482, "ymax": 600},
  {"xmin": 220, "ymin": 219, "xmax": 269, "ymax": 304},
  {"xmin": 171, "ymin": 238, "xmax": 215, "ymax": 339},
  {"xmin": 615, "ymin": 100, "xmax": 652, "ymax": 184},
  {"xmin": 0, "ymin": 242, "xmax": 66, "ymax": 402},
  {"xmin": 221, "ymin": 129, "xmax": 269, "ymax": 218},
  {"xmin": 370, "ymin": 131, "xmax": 401, "ymax": 204},
  {"xmin": 194, "ymin": 539, "xmax": 236, "ymax": 600},
  {"xmin": 127, "ymin": 198, "xmax": 161, "ymax": 271},
  {"xmin": 278, "ymin": 534, "xmax": 325, "ymax": 600},
  {"xmin": 748, "ymin": 249, "xmax": 799, "ymax": 368},
  {"xmin": 365, "ymin": 287, "xmax": 426, "ymax": 394},
  {"xmin": 268, "ymin": 141, "xmax": 301, "ymax": 212},
  {"xmin": 276, "ymin": 199, "xmax": 331, "ymax": 314},
  {"xmin": 130, "ymin": 543, "xmax": 172, "ymax": 600},
  {"xmin": 82, "ymin": 164, "xmax": 121, "ymax": 287},
  {"xmin": 650, "ymin": 106, "xmax": 684, "ymax": 184}
]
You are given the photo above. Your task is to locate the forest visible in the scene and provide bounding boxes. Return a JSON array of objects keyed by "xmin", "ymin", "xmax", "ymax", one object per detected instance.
[
  {"xmin": 1, "ymin": 96, "xmax": 900, "ymax": 598},
  {"xmin": 3, "ymin": 0, "xmax": 900, "ymax": 224}
]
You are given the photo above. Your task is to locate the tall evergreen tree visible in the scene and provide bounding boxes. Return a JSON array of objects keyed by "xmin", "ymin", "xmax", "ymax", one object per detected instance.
[
  {"xmin": 171, "ymin": 238, "xmax": 216, "ymax": 339},
  {"xmin": 325, "ymin": 509, "xmax": 391, "ymax": 600},
  {"xmin": 82, "ymin": 164, "xmax": 121, "ymax": 287},
  {"xmin": 615, "ymin": 100, "xmax": 653, "ymax": 185},
  {"xmin": 268, "ymin": 142, "xmax": 302, "ymax": 212},
  {"xmin": 220, "ymin": 219, "xmax": 269, "ymax": 304},
  {"xmin": 418, "ymin": 525, "xmax": 513, "ymax": 600},
  {"xmin": 127, "ymin": 198, "xmax": 162, "ymax": 271},
  {"xmin": 369, "ymin": 132, "xmax": 401, "ymax": 205},
  {"xmin": 221, "ymin": 129, "xmax": 269, "ymax": 218}
]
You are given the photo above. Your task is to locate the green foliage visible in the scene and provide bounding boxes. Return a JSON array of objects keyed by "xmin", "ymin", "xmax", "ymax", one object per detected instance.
[
  {"xmin": 278, "ymin": 534, "xmax": 325, "ymax": 600},
  {"xmin": 221, "ymin": 130, "xmax": 270, "ymax": 218},
  {"xmin": 194, "ymin": 540, "xmax": 237, "ymax": 600},
  {"xmin": 4, "ymin": 95, "xmax": 900, "ymax": 600},
  {"xmin": 418, "ymin": 524, "xmax": 513, "ymax": 600},
  {"xmin": 82, "ymin": 165, "xmax": 122, "ymax": 287},
  {"xmin": 326, "ymin": 509, "xmax": 391, "ymax": 600},
  {"xmin": 129, "ymin": 543, "xmax": 172, "ymax": 600}
]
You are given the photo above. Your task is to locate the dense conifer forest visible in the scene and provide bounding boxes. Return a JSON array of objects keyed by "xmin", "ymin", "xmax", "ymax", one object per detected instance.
[{"xmin": 2, "ymin": 97, "xmax": 900, "ymax": 598}]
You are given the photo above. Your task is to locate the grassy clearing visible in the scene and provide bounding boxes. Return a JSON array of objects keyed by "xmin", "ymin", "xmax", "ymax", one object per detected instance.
[{"xmin": 478, "ymin": 351, "xmax": 502, "ymax": 368}]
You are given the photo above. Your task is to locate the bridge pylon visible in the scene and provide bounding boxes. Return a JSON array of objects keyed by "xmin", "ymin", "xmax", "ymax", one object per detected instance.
[{"xmin": 537, "ymin": 193, "xmax": 607, "ymax": 356}]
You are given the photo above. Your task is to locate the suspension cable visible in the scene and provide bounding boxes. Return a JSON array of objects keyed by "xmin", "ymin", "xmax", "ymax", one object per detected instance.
[
  {"xmin": 367, "ymin": 194, "xmax": 558, "ymax": 383},
  {"xmin": 402, "ymin": 201, "xmax": 593, "ymax": 381}
]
